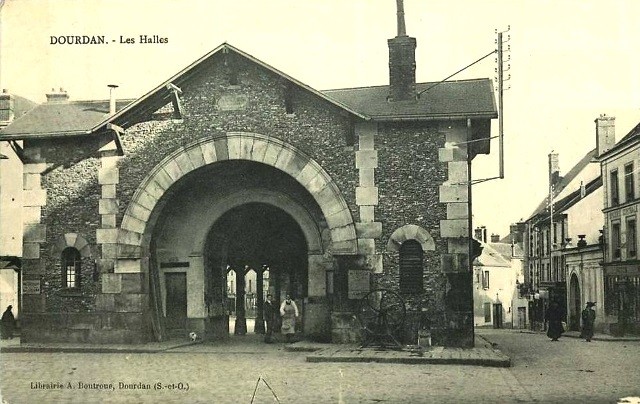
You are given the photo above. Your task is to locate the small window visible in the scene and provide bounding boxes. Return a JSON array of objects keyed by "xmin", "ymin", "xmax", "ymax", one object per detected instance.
[
  {"xmin": 611, "ymin": 169, "xmax": 620, "ymax": 206},
  {"xmin": 627, "ymin": 218, "xmax": 636, "ymax": 258},
  {"xmin": 61, "ymin": 247, "xmax": 81, "ymax": 288},
  {"xmin": 625, "ymin": 163, "xmax": 635, "ymax": 202},
  {"xmin": 482, "ymin": 270, "xmax": 490, "ymax": 289},
  {"xmin": 399, "ymin": 240, "xmax": 424, "ymax": 293},
  {"xmin": 612, "ymin": 222, "xmax": 622, "ymax": 260}
]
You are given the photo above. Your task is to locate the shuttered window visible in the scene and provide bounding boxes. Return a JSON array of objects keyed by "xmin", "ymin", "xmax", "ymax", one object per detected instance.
[{"xmin": 399, "ymin": 240, "xmax": 423, "ymax": 293}]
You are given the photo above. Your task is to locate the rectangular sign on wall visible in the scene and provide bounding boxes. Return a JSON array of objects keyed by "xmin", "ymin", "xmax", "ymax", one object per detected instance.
[{"xmin": 22, "ymin": 279, "xmax": 41, "ymax": 294}]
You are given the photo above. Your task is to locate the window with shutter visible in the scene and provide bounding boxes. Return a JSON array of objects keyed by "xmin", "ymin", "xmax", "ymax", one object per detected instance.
[{"xmin": 399, "ymin": 240, "xmax": 423, "ymax": 293}]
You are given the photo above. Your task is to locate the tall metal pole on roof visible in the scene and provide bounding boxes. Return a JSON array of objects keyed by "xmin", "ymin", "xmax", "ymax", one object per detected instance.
[
  {"xmin": 497, "ymin": 32, "xmax": 504, "ymax": 179},
  {"xmin": 396, "ymin": 0, "xmax": 406, "ymax": 36}
]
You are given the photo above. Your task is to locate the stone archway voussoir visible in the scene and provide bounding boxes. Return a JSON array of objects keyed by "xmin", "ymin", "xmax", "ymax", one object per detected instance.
[
  {"xmin": 174, "ymin": 149, "xmax": 196, "ymax": 174},
  {"xmin": 163, "ymin": 157, "xmax": 187, "ymax": 182},
  {"xmin": 185, "ymin": 144, "xmax": 206, "ymax": 169},
  {"xmin": 325, "ymin": 208, "xmax": 353, "ymax": 230},
  {"xmin": 226, "ymin": 136, "xmax": 243, "ymax": 160},
  {"xmin": 64, "ymin": 233, "xmax": 78, "ymax": 249},
  {"xmin": 262, "ymin": 141, "xmax": 284, "ymax": 166},
  {"xmin": 199, "ymin": 141, "xmax": 218, "ymax": 164},
  {"xmin": 250, "ymin": 138, "xmax": 269, "ymax": 162}
]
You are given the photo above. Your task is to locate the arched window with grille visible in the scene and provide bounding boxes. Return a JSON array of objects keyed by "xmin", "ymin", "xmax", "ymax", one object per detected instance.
[
  {"xmin": 399, "ymin": 240, "xmax": 424, "ymax": 293},
  {"xmin": 61, "ymin": 247, "xmax": 81, "ymax": 288}
]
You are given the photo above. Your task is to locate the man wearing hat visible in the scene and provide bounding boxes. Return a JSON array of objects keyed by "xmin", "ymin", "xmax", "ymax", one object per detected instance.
[{"xmin": 581, "ymin": 302, "xmax": 596, "ymax": 342}]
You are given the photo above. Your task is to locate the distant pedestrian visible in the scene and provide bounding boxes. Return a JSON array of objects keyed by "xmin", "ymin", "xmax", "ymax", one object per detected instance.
[
  {"xmin": 545, "ymin": 300, "xmax": 564, "ymax": 341},
  {"xmin": 280, "ymin": 294, "xmax": 299, "ymax": 343},
  {"xmin": 263, "ymin": 294, "xmax": 277, "ymax": 343},
  {"xmin": 1, "ymin": 305, "xmax": 16, "ymax": 339},
  {"xmin": 580, "ymin": 301, "xmax": 596, "ymax": 342}
]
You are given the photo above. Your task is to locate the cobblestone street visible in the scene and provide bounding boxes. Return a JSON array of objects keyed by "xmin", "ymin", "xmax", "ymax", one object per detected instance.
[{"xmin": 0, "ymin": 330, "xmax": 639, "ymax": 403}]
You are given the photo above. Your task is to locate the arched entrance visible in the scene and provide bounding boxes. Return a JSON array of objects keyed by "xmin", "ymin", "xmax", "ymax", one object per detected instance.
[
  {"xmin": 204, "ymin": 202, "xmax": 308, "ymax": 337},
  {"xmin": 569, "ymin": 273, "xmax": 581, "ymax": 331}
]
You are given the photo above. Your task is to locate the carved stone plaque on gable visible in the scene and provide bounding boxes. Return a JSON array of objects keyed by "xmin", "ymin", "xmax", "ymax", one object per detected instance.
[{"xmin": 215, "ymin": 94, "xmax": 248, "ymax": 111}]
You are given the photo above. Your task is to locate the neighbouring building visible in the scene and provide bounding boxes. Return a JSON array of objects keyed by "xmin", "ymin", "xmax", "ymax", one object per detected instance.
[
  {"xmin": 0, "ymin": 89, "xmax": 37, "ymax": 322},
  {"xmin": 0, "ymin": 4, "xmax": 496, "ymax": 346},
  {"xmin": 473, "ymin": 227, "xmax": 527, "ymax": 329},
  {"xmin": 598, "ymin": 116, "xmax": 640, "ymax": 336},
  {"xmin": 523, "ymin": 117, "xmax": 607, "ymax": 332}
]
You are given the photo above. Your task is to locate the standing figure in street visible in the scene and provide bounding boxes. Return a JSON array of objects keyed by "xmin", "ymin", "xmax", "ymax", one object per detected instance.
[
  {"xmin": 280, "ymin": 294, "xmax": 299, "ymax": 343},
  {"xmin": 581, "ymin": 301, "xmax": 596, "ymax": 342},
  {"xmin": 1, "ymin": 305, "xmax": 16, "ymax": 339},
  {"xmin": 263, "ymin": 294, "xmax": 277, "ymax": 343},
  {"xmin": 545, "ymin": 300, "xmax": 564, "ymax": 341}
]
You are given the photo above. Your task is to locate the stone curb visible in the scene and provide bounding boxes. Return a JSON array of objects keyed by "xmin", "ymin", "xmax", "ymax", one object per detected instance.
[
  {"xmin": 305, "ymin": 354, "xmax": 511, "ymax": 367},
  {"xmin": 515, "ymin": 329, "xmax": 640, "ymax": 342},
  {"xmin": 0, "ymin": 340, "xmax": 199, "ymax": 354}
]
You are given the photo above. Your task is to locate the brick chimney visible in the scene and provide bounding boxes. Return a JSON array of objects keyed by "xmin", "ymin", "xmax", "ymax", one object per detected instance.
[
  {"xmin": 490, "ymin": 234, "xmax": 500, "ymax": 243},
  {"xmin": 387, "ymin": 0, "xmax": 416, "ymax": 102},
  {"xmin": 474, "ymin": 226, "xmax": 487, "ymax": 243},
  {"xmin": 0, "ymin": 89, "xmax": 14, "ymax": 124},
  {"xmin": 46, "ymin": 87, "xmax": 69, "ymax": 103},
  {"xmin": 548, "ymin": 152, "xmax": 561, "ymax": 190},
  {"xmin": 595, "ymin": 114, "xmax": 615, "ymax": 157}
]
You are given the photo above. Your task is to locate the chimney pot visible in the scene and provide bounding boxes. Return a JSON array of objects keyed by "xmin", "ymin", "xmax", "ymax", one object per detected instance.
[
  {"xmin": 108, "ymin": 84, "xmax": 119, "ymax": 115},
  {"xmin": 595, "ymin": 114, "xmax": 616, "ymax": 156}
]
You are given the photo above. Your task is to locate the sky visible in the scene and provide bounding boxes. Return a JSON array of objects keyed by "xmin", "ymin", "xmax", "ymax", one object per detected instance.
[{"xmin": 1, "ymin": 0, "xmax": 640, "ymax": 238}]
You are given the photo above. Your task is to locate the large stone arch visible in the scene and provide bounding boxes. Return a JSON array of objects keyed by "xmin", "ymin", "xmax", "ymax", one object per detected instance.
[
  {"xmin": 189, "ymin": 188, "xmax": 324, "ymax": 256},
  {"xmin": 117, "ymin": 132, "xmax": 357, "ymax": 259}
]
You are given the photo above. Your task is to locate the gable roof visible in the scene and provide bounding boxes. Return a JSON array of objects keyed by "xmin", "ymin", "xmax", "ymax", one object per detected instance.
[
  {"xmin": 98, "ymin": 42, "xmax": 368, "ymax": 132},
  {"xmin": 323, "ymin": 78, "xmax": 497, "ymax": 121},
  {"xmin": 0, "ymin": 100, "xmax": 133, "ymax": 139},
  {"xmin": 527, "ymin": 148, "xmax": 600, "ymax": 221},
  {"xmin": 598, "ymin": 121, "xmax": 640, "ymax": 160},
  {"xmin": 473, "ymin": 242, "xmax": 512, "ymax": 268},
  {"xmin": 0, "ymin": 42, "xmax": 497, "ymax": 140}
]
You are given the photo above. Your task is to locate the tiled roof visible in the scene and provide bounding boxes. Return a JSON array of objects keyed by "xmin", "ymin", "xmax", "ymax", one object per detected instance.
[
  {"xmin": 474, "ymin": 242, "xmax": 512, "ymax": 268},
  {"xmin": 0, "ymin": 43, "xmax": 496, "ymax": 140},
  {"xmin": 599, "ymin": 121, "xmax": 640, "ymax": 159},
  {"xmin": 13, "ymin": 95, "xmax": 38, "ymax": 119},
  {"xmin": 527, "ymin": 148, "xmax": 599, "ymax": 220},
  {"xmin": 488, "ymin": 242, "xmax": 523, "ymax": 260},
  {"xmin": 322, "ymin": 78, "xmax": 497, "ymax": 121},
  {"xmin": 0, "ymin": 100, "xmax": 133, "ymax": 139}
]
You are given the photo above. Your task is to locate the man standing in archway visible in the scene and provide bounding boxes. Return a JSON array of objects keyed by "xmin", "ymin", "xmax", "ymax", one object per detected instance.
[
  {"xmin": 280, "ymin": 294, "xmax": 299, "ymax": 343},
  {"xmin": 263, "ymin": 294, "xmax": 276, "ymax": 343}
]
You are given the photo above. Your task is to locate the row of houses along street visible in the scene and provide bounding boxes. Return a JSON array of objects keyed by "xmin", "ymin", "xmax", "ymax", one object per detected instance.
[{"xmin": 474, "ymin": 114, "xmax": 640, "ymax": 338}]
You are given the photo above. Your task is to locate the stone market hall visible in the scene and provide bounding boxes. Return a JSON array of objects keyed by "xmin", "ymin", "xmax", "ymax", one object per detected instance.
[{"xmin": 0, "ymin": 7, "xmax": 496, "ymax": 347}]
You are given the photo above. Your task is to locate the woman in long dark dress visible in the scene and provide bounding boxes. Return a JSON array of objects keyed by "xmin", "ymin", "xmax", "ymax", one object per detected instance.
[
  {"xmin": 1, "ymin": 305, "xmax": 16, "ymax": 339},
  {"xmin": 581, "ymin": 302, "xmax": 596, "ymax": 342},
  {"xmin": 545, "ymin": 301, "xmax": 564, "ymax": 341}
]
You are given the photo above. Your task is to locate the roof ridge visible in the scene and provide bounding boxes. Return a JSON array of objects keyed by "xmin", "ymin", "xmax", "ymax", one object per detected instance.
[{"xmin": 322, "ymin": 77, "xmax": 491, "ymax": 93}]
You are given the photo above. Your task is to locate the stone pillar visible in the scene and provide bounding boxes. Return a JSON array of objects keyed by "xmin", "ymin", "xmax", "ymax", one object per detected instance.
[
  {"xmin": 234, "ymin": 268, "xmax": 247, "ymax": 335},
  {"xmin": 21, "ymin": 157, "xmax": 47, "ymax": 317},
  {"xmin": 254, "ymin": 269, "xmax": 265, "ymax": 334},
  {"xmin": 438, "ymin": 120, "xmax": 474, "ymax": 347},
  {"xmin": 354, "ymin": 121, "xmax": 383, "ymax": 273}
]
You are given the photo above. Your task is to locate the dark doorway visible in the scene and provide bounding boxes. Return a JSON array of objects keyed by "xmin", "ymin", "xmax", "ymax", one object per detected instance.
[
  {"xmin": 205, "ymin": 202, "xmax": 309, "ymax": 339},
  {"xmin": 569, "ymin": 274, "xmax": 581, "ymax": 331},
  {"xmin": 165, "ymin": 273, "xmax": 187, "ymax": 331}
]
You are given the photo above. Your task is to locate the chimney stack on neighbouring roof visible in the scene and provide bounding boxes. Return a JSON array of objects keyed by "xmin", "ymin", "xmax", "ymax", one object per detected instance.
[
  {"xmin": 595, "ymin": 114, "xmax": 616, "ymax": 157},
  {"xmin": 46, "ymin": 87, "xmax": 69, "ymax": 103},
  {"xmin": 387, "ymin": 0, "xmax": 416, "ymax": 102},
  {"xmin": 108, "ymin": 84, "xmax": 119, "ymax": 115},
  {"xmin": 490, "ymin": 234, "xmax": 500, "ymax": 243},
  {"xmin": 474, "ymin": 226, "xmax": 487, "ymax": 243},
  {"xmin": 548, "ymin": 152, "xmax": 561, "ymax": 190},
  {"xmin": 0, "ymin": 89, "xmax": 15, "ymax": 123}
]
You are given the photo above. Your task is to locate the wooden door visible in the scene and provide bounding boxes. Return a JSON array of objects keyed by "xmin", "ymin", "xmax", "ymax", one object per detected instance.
[{"xmin": 165, "ymin": 273, "xmax": 187, "ymax": 330}]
